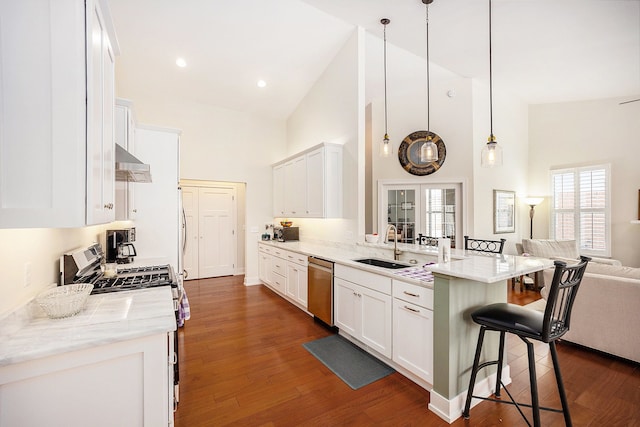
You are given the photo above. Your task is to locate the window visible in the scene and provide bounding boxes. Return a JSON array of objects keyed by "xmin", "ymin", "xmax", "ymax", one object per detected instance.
[
  {"xmin": 379, "ymin": 182, "xmax": 462, "ymax": 248},
  {"xmin": 550, "ymin": 164, "xmax": 610, "ymax": 257}
]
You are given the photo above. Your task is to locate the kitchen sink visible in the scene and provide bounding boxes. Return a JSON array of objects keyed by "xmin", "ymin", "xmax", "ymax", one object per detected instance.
[{"xmin": 353, "ymin": 258, "xmax": 411, "ymax": 269}]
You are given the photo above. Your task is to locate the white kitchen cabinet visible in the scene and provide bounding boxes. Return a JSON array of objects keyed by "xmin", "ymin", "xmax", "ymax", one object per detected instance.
[
  {"xmin": 0, "ymin": 0, "xmax": 117, "ymax": 228},
  {"xmin": 285, "ymin": 156, "xmax": 307, "ymax": 216},
  {"xmin": 285, "ymin": 251, "xmax": 308, "ymax": 308},
  {"xmin": 272, "ymin": 143, "xmax": 343, "ymax": 219},
  {"xmin": 258, "ymin": 245, "xmax": 273, "ymax": 287},
  {"xmin": 305, "ymin": 145, "xmax": 343, "ymax": 218},
  {"xmin": 393, "ymin": 300, "xmax": 434, "ymax": 384},
  {"xmin": 334, "ymin": 266, "xmax": 392, "ymax": 359},
  {"xmin": 86, "ymin": 0, "xmax": 116, "ymax": 225},
  {"xmin": 392, "ymin": 279, "xmax": 434, "ymax": 384},
  {"xmin": 115, "ymin": 99, "xmax": 137, "ymax": 220},
  {"xmin": 258, "ymin": 244, "xmax": 309, "ymax": 310},
  {"xmin": 269, "ymin": 247, "xmax": 287, "ymax": 295},
  {"xmin": 0, "ymin": 332, "xmax": 173, "ymax": 427},
  {"xmin": 273, "ymin": 164, "xmax": 286, "ymax": 216}
]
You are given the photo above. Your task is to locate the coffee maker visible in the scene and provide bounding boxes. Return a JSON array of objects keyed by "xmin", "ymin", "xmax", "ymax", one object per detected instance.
[{"xmin": 106, "ymin": 228, "xmax": 137, "ymax": 264}]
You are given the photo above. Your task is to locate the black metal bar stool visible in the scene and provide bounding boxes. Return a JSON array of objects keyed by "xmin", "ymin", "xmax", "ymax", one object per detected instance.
[
  {"xmin": 464, "ymin": 235, "xmax": 506, "ymax": 254},
  {"xmin": 462, "ymin": 256, "xmax": 590, "ymax": 426}
]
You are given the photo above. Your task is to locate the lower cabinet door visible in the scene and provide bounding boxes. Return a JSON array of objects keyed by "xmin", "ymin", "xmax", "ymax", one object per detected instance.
[
  {"xmin": 392, "ymin": 298, "xmax": 434, "ymax": 384},
  {"xmin": 334, "ymin": 278, "xmax": 358, "ymax": 337},
  {"xmin": 359, "ymin": 286, "xmax": 392, "ymax": 358}
]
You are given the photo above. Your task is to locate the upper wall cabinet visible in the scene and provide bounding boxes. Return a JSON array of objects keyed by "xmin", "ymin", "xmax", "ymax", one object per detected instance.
[
  {"xmin": 115, "ymin": 99, "xmax": 137, "ymax": 221},
  {"xmin": 273, "ymin": 143, "xmax": 343, "ymax": 218},
  {"xmin": 0, "ymin": 0, "xmax": 117, "ymax": 228}
]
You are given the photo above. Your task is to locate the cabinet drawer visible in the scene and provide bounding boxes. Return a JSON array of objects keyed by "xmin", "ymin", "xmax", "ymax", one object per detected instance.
[
  {"xmin": 271, "ymin": 248, "xmax": 286, "ymax": 259},
  {"xmin": 284, "ymin": 250, "xmax": 307, "ymax": 266},
  {"xmin": 259, "ymin": 244, "xmax": 275, "ymax": 255},
  {"xmin": 335, "ymin": 264, "xmax": 391, "ymax": 295},
  {"xmin": 392, "ymin": 279, "xmax": 433, "ymax": 310},
  {"xmin": 272, "ymin": 258, "xmax": 287, "ymax": 276},
  {"xmin": 271, "ymin": 273, "xmax": 286, "ymax": 294}
]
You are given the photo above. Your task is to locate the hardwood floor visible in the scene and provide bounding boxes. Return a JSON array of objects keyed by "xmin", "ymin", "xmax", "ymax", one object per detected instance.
[{"xmin": 175, "ymin": 276, "xmax": 640, "ymax": 426}]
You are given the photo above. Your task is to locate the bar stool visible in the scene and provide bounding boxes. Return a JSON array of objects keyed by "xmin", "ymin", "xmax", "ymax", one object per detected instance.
[
  {"xmin": 464, "ymin": 235, "xmax": 506, "ymax": 254},
  {"xmin": 462, "ymin": 256, "xmax": 591, "ymax": 427}
]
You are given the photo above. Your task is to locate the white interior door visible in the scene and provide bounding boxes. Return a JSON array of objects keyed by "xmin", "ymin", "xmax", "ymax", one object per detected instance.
[
  {"xmin": 181, "ymin": 186, "xmax": 199, "ymax": 280},
  {"xmin": 198, "ymin": 186, "xmax": 236, "ymax": 278}
]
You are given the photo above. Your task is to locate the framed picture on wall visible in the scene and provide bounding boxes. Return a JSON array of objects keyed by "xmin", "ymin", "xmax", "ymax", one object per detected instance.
[{"xmin": 493, "ymin": 190, "xmax": 515, "ymax": 234}]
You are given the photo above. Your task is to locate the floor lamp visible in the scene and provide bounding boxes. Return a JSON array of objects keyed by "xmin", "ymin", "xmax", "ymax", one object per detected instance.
[{"xmin": 524, "ymin": 197, "xmax": 544, "ymax": 239}]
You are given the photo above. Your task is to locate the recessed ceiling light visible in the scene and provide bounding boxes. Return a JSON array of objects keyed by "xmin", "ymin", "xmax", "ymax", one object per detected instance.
[
  {"xmin": 176, "ymin": 58, "xmax": 187, "ymax": 68},
  {"xmin": 257, "ymin": 79, "xmax": 267, "ymax": 88}
]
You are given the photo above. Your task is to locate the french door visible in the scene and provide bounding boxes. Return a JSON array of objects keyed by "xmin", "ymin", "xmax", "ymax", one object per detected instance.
[{"xmin": 379, "ymin": 182, "xmax": 462, "ymax": 248}]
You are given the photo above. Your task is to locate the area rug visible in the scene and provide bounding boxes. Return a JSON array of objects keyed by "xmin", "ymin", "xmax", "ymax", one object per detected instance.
[{"xmin": 303, "ymin": 334, "xmax": 395, "ymax": 390}]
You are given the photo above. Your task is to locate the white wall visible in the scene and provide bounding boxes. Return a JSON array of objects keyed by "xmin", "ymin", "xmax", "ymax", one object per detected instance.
[
  {"xmin": 528, "ymin": 97, "xmax": 640, "ymax": 267},
  {"xmin": 472, "ymin": 80, "xmax": 531, "ymax": 254},
  {"xmin": 366, "ymin": 32, "xmax": 529, "ymax": 254},
  {"xmin": 0, "ymin": 223, "xmax": 121, "ymax": 317},
  {"xmin": 113, "ymin": 96, "xmax": 287, "ymax": 284},
  {"xmin": 284, "ymin": 28, "xmax": 364, "ymax": 242}
]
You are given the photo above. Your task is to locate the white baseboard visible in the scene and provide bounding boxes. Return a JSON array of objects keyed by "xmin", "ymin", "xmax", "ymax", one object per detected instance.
[
  {"xmin": 243, "ymin": 276, "xmax": 262, "ymax": 286},
  {"xmin": 428, "ymin": 366, "xmax": 511, "ymax": 424}
]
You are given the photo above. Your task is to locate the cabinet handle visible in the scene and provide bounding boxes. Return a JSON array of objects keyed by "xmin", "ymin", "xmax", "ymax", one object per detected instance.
[
  {"xmin": 132, "ymin": 209, "xmax": 137, "ymax": 213},
  {"xmin": 404, "ymin": 305, "xmax": 420, "ymax": 313},
  {"xmin": 403, "ymin": 291, "xmax": 420, "ymax": 298}
]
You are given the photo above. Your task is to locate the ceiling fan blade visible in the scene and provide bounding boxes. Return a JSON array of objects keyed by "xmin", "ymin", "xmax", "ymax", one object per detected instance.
[{"xmin": 619, "ymin": 98, "xmax": 640, "ymax": 105}]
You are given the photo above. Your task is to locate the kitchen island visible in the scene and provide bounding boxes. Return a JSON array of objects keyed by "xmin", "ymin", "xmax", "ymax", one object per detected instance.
[
  {"xmin": 0, "ymin": 287, "xmax": 176, "ymax": 426},
  {"xmin": 258, "ymin": 239, "xmax": 553, "ymax": 423}
]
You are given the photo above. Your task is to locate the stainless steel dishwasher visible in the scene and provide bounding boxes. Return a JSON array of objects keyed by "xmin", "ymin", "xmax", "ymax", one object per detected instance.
[{"xmin": 307, "ymin": 256, "xmax": 334, "ymax": 326}]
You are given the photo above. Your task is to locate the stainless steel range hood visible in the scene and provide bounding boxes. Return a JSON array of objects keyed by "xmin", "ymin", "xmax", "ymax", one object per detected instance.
[{"xmin": 115, "ymin": 144, "xmax": 152, "ymax": 183}]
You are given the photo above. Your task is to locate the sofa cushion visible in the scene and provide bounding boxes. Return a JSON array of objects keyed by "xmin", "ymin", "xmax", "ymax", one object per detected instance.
[
  {"xmin": 586, "ymin": 263, "xmax": 640, "ymax": 280},
  {"xmin": 522, "ymin": 239, "xmax": 579, "ymax": 259}
]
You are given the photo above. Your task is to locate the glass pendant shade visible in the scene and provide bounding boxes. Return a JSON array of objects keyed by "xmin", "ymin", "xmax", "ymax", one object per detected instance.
[
  {"xmin": 380, "ymin": 134, "xmax": 392, "ymax": 157},
  {"xmin": 481, "ymin": 137, "xmax": 503, "ymax": 168},
  {"xmin": 419, "ymin": 137, "xmax": 438, "ymax": 162}
]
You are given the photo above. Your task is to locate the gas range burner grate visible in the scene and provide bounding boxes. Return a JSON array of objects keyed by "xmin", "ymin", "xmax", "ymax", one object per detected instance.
[{"xmin": 78, "ymin": 264, "xmax": 177, "ymax": 294}]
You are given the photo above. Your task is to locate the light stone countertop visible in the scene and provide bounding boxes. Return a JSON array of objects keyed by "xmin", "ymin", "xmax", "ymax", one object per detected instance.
[
  {"xmin": 259, "ymin": 240, "xmax": 554, "ymax": 285},
  {"xmin": 0, "ymin": 287, "xmax": 175, "ymax": 367}
]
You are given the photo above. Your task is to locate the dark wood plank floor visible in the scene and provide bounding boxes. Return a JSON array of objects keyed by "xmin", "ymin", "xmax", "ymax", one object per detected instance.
[{"xmin": 175, "ymin": 276, "xmax": 640, "ymax": 426}]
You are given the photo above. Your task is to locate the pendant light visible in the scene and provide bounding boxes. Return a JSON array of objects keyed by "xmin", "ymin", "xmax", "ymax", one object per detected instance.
[
  {"xmin": 420, "ymin": 0, "xmax": 438, "ymax": 163},
  {"xmin": 380, "ymin": 18, "xmax": 392, "ymax": 158},
  {"xmin": 481, "ymin": 0, "xmax": 503, "ymax": 167}
]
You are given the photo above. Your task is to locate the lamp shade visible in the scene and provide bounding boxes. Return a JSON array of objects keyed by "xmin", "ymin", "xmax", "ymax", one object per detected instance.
[{"xmin": 524, "ymin": 197, "xmax": 544, "ymax": 207}]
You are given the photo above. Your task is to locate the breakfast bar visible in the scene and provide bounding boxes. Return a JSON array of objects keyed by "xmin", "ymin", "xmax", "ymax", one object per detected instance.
[{"xmin": 427, "ymin": 254, "xmax": 553, "ymax": 422}]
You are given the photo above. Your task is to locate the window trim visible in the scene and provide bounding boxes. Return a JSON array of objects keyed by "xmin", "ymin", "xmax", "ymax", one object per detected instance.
[{"xmin": 549, "ymin": 163, "xmax": 611, "ymax": 257}]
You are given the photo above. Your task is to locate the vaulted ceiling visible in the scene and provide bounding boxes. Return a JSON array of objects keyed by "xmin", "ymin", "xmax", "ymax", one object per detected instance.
[{"xmin": 110, "ymin": 0, "xmax": 640, "ymax": 120}]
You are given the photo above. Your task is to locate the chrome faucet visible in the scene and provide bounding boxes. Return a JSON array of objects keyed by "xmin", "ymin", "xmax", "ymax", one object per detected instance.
[{"xmin": 384, "ymin": 224, "xmax": 402, "ymax": 261}]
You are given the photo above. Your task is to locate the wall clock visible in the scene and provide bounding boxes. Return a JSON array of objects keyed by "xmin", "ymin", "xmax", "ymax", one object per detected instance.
[{"xmin": 398, "ymin": 130, "xmax": 446, "ymax": 176}]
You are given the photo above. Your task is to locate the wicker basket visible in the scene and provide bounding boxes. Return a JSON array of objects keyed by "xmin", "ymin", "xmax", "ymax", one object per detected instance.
[{"xmin": 36, "ymin": 284, "xmax": 94, "ymax": 319}]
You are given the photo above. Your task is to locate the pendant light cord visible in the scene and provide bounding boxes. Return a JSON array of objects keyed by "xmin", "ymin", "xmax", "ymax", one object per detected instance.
[
  {"xmin": 489, "ymin": 0, "xmax": 494, "ymax": 138},
  {"xmin": 425, "ymin": 4, "xmax": 431, "ymax": 133},
  {"xmin": 383, "ymin": 20, "xmax": 389, "ymax": 137}
]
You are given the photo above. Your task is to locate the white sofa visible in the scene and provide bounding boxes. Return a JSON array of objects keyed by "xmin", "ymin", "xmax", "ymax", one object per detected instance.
[{"xmin": 523, "ymin": 241, "xmax": 640, "ymax": 363}]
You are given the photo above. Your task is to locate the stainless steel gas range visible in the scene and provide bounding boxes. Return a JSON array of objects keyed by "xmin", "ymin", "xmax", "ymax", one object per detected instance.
[
  {"xmin": 60, "ymin": 243, "xmax": 182, "ymax": 407},
  {"xmin": 61, "ymin": 243, "xmax": 182, "ymax": 303}
]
